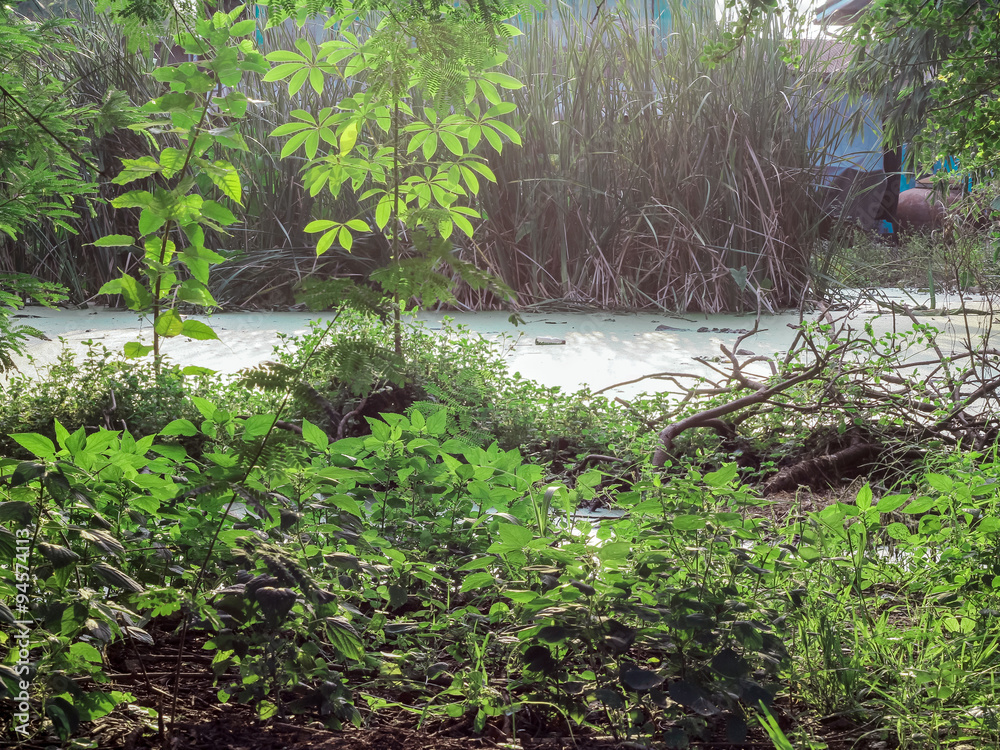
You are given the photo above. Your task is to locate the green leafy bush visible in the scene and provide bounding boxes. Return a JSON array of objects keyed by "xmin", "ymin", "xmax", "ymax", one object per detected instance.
[{"xmin": 0, "ymin": 345, "xmax": 204, "ymax": 456}]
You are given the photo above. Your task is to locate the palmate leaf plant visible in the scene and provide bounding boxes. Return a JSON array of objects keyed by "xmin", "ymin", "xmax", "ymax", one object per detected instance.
[
  {"xmin": 96, "ymin": 2, "xmax": 268, "ymax": 371},
  {"xmin": 261, "ymin": 3, "xmax": 523, "ymax": 354}
]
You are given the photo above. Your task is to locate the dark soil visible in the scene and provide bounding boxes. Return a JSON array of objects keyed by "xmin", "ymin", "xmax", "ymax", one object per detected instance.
[{"xmin": 13, "ymin": 608, "xmax": 885, "ymax": 750}]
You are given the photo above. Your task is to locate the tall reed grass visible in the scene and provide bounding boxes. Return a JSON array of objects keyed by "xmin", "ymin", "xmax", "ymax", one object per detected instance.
[
  {"xmin": 465, "ymin": 1, "xmax": 850, "ymax": 312},
  {"xmin": 4, "ymin": 1, "xmax": 851, "ymax": 312}
]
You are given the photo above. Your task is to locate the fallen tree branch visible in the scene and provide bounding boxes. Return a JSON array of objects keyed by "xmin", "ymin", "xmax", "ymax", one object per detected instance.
[
  {"xmin": 761, "ymin": 442, "xmax": 880, "ymax": 495},
  {"xmin": 651, "ymin": 358, "xmax": 834, "ymax": 467}
]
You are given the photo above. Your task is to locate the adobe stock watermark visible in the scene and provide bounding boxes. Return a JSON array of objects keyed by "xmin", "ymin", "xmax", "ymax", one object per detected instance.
[{"xmin": 11, "ymin": 527, "xmax": 34, "ymax": 738}]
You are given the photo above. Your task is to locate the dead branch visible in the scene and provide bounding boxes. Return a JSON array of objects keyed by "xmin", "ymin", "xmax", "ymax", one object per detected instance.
[
  {"xmin": 761, "ymin": 442, "xmax": 881, "ymax": 495},
  {"xmin": 651, "ymin": 357, "xmax": 834, "ymax": 467}
]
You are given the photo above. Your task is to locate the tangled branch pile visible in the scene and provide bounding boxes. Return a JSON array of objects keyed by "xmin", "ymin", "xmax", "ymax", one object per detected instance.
[{"xmin": 635, "ymin": 302, "xmax": 1000, "ymax": 492}]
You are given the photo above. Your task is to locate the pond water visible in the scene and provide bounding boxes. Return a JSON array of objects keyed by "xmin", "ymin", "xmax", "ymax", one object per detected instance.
[{"xmin": 10, "ymin": 288, "xmax": 996, "ymax": 398}]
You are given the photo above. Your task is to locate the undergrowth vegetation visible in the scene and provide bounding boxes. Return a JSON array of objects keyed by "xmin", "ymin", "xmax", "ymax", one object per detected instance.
[
  {"xmin": 6, "ymin": 0, "xmax": 1000, "ymax": 746},
  {"xmin": 5, "ymin": 312, "xmax": 1000, "ymax": 748}
]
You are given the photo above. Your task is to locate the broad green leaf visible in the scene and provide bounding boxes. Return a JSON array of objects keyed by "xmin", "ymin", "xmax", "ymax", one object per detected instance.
[
  {"xmin": 10, "ymin": 433, "xmax": 56, "ymax": 459},
  {"xmin": 926, "ymin": 473, "xmax": 953, "ymax": 493},
  {"xmin": 316, "ymin": 229, "xmax": 337, "ymax": 255},
  {"xmin": 301, "ymin": 419, "xmax": 329, "ymax": 449},
  {"xmin": 180, "ymin": 319, "xmax": 219, "ymax": 340},
  {"xmin": 242, "ymin": 414, "xmax": 276, "ymax": 440},
  {"xmin": 305, "ymin": 220, "xmax": 337, "ymax": 232},
  {"xmin": 326, "ymin": 616, "xmax": 365, "ymax": 661},
  {"xmin": 340, "ymin": 121, "xmax": 359, "ymax": 155},
  {"xmin": 477, "ymin": 78, "xmax": 500, "ymax": 105},
  {"xmin": 39, "ymin": 543, "xmax": 80, "ymax": 568},
  {"xmin": 266, "ymin": 50, "xmax": 309, "ymax": 63},
  {"xmin": 460, "ymin": 571, "xmax": 495, "ymax": 593},
  {"xmin": 621, "ymin": 665, "xmax": 664, "ymax": 691},
  {"xmin": 123, "ymin": 341, "xmax": 154, "ymax": 358},
  {"xmin": 483, "ymin": 71, "xmax": 522, "ymax": 89},
  {"xmin": 271, "ymin": 122, "xmax": 312, "ymax": 137},
  {"xmin": 92, "ymin": 235, "xmax": 135, "ymax": 247},
  {"xmin": 704, "ymin": 463, "xmax": 738, "ymax": 487},
  {"xmin": 158, "ymin": 147, "xmax": 187, "ymax": 179},
  {"xmin": 375, "ymin": 195, "xmax": 392, "ymax": 229},
  {"xmin": 289, "ymin": 68, "xmax": 309, "ymax": 96},
  {"xmin": 138, "ymin": 208, "xmax": 166, "ymax": 236},
  {"xmin": 229, "ymin": 18, "xmax": 256, "ymax": 35},
  {"xmin": 70, "ymin": 642, "xmax": 104, "ymax": 664},
  {"xmin": 338, "ymin": 226, "xmax": 353, "ymax": 251},
  {"xmin": 496, "ymin": 523, "xmax": 532, "ymax": 548},
  {"xmin": 426, "ymin": 408, "xmax": 447, "ymax": 435},
  {"xmin": 208, "ymin": 161, "xmax": 242, "ymax": 204},
  {"xmin": 111, "ymin": 190, "xmax": 154, "ymax": 209},
  {"xmin": 154, "ymin": 309, "xmax": 184, "ymax": 337},
  {"xmin": 485, "ymin": 102, "xmax": 517, "ymax": 117},
  {"xmin": 876, "ymin": 494, "xmax": 909, "ymax": 514},
  {"xmin": 112, "ymin": 156, "xmax": 161, "ymax": 185},
  {"xmin": 161, "ymin": 419, "xmax": 198, "ymax": 436},
  {"xmin": 176, "ymin": 280, "xmax": 216, "ymax": 307},
  {"xmin": 440, "ymin": 131, "xmax": 463, "ymax": 156},
  {"xmin": 99, "ymin": 274, "xmax": 151, "ymax": 311},
  {"xmin": 281, "ymin": 130, "xmax": 310, "ymax": 159},
  {"xmin": 200, "ymin": 201, "xmax": 238, "ymax": 226},
  {"xmin": 490, "ymin": 120, "xmax": 522, "ymax": 144}
]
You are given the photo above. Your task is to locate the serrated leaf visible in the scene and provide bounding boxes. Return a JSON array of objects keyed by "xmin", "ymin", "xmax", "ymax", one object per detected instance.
[
  {"xmin": 704, "ymin": 463, "xmax": 738, "ymax": 487},
  {"xmin": 711, "ymin": 647, "xmax": 751, "ymax": 678},
  {"xmin": 154, "ymin": 309, "xmax": 184, "ymax": 337},
  {"xmin": 11, "ymin": 433, "xmax": 56, "ymax": 458},
  {"xmin": 523, "ymin": 644, "xmax": 556, "ymax": 672},
  {"xmin": 255, "ymin": 586, "xmax": 297, "ymax": 622},
  {"xmin": 496, "ymin": 522, "xmax": 532, "ymax": 548},
  {"xmin": 123, "ymin": 341, "xmax": 154, "ymax": 358},
  {"xmin": 301, "ymin": 419, "xmax": 329, "ymax": 449},
  {"xmin": 112, "ymin": 156, "xmax": 161, "ymax": 185},
  {"xmin": 200, "ymin": 200, "xmax": 238, "ymax": 226},
  {"xmin": 80, "ymin": 529, "xmax": 125, "ymax": 557},
  {"xmin": 669, "ymin": 680, "xmax": 719, "ymax": 716},
  {"xmin": 125, "ymin": 626, "xmax": 154, "ymax": 645},
  {"xmin": 70, "ymin": 642, "xmax": 104, "ymax": 663},
  {"xmin": 242, "ymin": 414, "xmax": 276, "ymax": 439},
  {"xmin": 208, "ymin": 161, "xmax": 242, "ymax": 204},
  {"xmin": 0, "ymin": 501, "xmax": 34, "ymax": 523},
  {"xmin": 327, "ymin": 616, "xmax": 365, "ymax": 661},
  {"xmin": 536, "ymin": 625, "xmax": 568, "ymax": 643},
  {"xmin": 138, "ymin": 208, "xmax": 166, "ymax": 236}
]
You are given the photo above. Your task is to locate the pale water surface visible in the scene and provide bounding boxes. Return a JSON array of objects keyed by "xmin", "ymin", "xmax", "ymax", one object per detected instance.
[{"xmin": 10, "ymin": 288, "xmax": 997, "ymax": 398}]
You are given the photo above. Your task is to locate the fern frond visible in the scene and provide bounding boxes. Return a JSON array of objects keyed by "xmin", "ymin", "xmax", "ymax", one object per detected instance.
[{"xmin": 296, "ymin": 276, "xmax": 390, "ymax": 316}]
